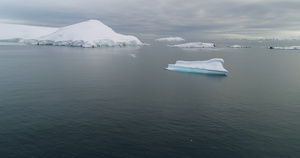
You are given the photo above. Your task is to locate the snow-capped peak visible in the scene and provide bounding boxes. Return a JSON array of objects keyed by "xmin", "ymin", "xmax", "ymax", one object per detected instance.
[{"xmin": 40, "ymin": 20, "xmax": 117, "ymax": 41}]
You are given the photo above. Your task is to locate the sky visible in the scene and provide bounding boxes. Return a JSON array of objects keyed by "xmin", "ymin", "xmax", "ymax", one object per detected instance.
[{"xmin": 1, "ymin": 0, "xmax": 300, "ymax": 40}]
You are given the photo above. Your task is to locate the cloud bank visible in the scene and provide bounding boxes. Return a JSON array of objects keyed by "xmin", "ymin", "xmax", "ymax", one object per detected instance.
[{"xmin": 1, "ymin": 0, "xmax": 300, "ymax": 39}]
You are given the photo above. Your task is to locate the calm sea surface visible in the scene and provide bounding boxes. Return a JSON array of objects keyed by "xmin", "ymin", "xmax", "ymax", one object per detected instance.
[{"xmin": 0, "ymin": 40, "xmax": 300, "ymax": 158}]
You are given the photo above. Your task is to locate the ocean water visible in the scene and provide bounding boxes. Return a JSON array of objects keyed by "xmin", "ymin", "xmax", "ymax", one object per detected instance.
[{"xmin": 0, "ymin": 40, "xmax": 300, "ymax": 158}]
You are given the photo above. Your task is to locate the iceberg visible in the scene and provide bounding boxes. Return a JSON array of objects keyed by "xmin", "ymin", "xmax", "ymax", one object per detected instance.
[
  {"xmin": 229, "ymin": 45, "xmax": 250, "ymax": 48},
  {"xmin": 37, "ymin": 20, "xmax": 143, "ymax": 47},
  {"xmin": 0, "ymin": 20, "xmax": 143, "ymax": 47},
  {"xmin": 269, "ymin": 46, "xmax": 300, "ymax": 50},
  {"xmin": 165, "ymin": 58, "xmax": 228, "ymax": 75},
  {"xmin": 155, "ymin": 37, "xmax": 185, "ymax": 42},
  {"xmin": 169, "ymin": 42, "xmax": 215, "ymax": 48}
]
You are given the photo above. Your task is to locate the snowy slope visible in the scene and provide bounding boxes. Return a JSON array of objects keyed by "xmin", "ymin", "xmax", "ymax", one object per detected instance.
[
  {"xmin": 38, "ymin": 20, "xmax": 143, "ymax": 47},
  {"xmin": 0, "ymin": 23, "xmax": 58, "ymax": 40},
  {"xmin": 0, "ymin": 20, "xmax": 143, "ymax": 47}
]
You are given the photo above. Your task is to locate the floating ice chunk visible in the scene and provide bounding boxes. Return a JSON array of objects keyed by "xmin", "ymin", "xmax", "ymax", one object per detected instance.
[
  {"xmin": 155, "ymin": 37, "xmax": 185, "ymax": 42},
  {"xmin": 169, "ymin": 42, "xmax": 215, "ymax": 48},
  {"xmin": 165, "ymin": 58, "xmax": 228, "ymax": 75},
  {"xmin": 269, "ymin": 46, "xmax": 300, "ymax": 50},
  {"xmin": 229, "ymin": 45, "xmax": 250, "ymax": 48}
]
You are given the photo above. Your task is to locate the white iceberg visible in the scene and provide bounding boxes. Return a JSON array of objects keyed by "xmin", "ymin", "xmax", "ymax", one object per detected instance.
[
  {"xmin": 169, "ymin": 42, "xmax": 215, "ymax": 48},
  {"xmin": 155, "ymin": 37, "xmax": 185, "ymax": 42},
  {"xmin": 165, "ymin": 58, "xmax": 228, "ymax": 75},
  {"xmin": 229, "ymin": 45, "xmax": 250, "ymax": 48},
  {"xmin": 38, "ymin": 20, "xmax": 143, "ymax": 47},
  {"xmin": 0, "ymin": 20, "xmax": 143, "ymax": 47},
  {"xmin": 269, "ymin": 46, "xmax": 300, "ymax": 50}
]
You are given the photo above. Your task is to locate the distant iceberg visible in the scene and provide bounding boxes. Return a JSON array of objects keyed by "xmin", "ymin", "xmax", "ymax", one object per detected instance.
[
  {"xmin": 169, "ymin": 42, "xmax": 215, "ymax": 48},
  {"xmin": 165, "ymin": 58, "xmax": 228, "ymax": 75},
  {"xmin": 155, "ymin": 37, "xmax": 185, "ymax": 42},
  {"xmin": 0, "ymin": 20, "xmax": 143, "ymax": 48},
  {"xmin": 229, "ymin": 45, "xmax": 250, "ymax": 48},
  {"xmin": 269, "ymin": 46, "xmax": 300, "ymax": 50}
]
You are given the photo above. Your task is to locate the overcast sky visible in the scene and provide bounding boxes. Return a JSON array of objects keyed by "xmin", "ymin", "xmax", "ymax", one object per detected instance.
[{"xmin": 1, "ymin": 0, "xmax": 300, "ymax": 39}]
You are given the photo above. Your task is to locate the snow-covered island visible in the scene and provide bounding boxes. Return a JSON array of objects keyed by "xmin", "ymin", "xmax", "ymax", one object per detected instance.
[
  {"xmin": 155, "ymin": 37, "xmax": 185, "ymax": 42},
  {"xmin": 229, "ymin": 45, "xmax": 250, "ymax": 48},
  {"xmin": 0, "ymin": 20, "xmax": 143, "ymax": 48},
  {"xmin": 169, "ymin": 42, "xmax": 215, "ymax": 48},
  {"xmin": 269, "ymin": 46, "xmax": 300, "ymax": 50},
  {"xmin": 165, "ymin": 58, "xmax": 228, "ymax": 75}
]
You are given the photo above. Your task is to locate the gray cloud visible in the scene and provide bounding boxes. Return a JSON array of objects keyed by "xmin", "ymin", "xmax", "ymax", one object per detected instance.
[{"xmin": 1, "ymin": 0, "xmax": 300, "ymax": 39}]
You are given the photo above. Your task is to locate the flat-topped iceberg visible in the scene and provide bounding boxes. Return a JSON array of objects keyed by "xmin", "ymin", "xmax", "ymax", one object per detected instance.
[
  {"xmin": 229, "ymin": 45, "xmax": 250, "ymax": 48},
  {"xmin": 165, "ymin": 58, "xmax": 228, "ymax": 75},
  {"xmin": 155, "ymin": 37, "xmax": 185, "ymax": 42},
  {"xmin": 169, "ymin": 42, "xmax": 215, "ymax": 48},
  {"xmin": 269, "ymin": 46, "xmax": 300, "ymax": 50},
  {"xmin": 0, "ymin": 20, "xmax": 143, "ymax": 47}
]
